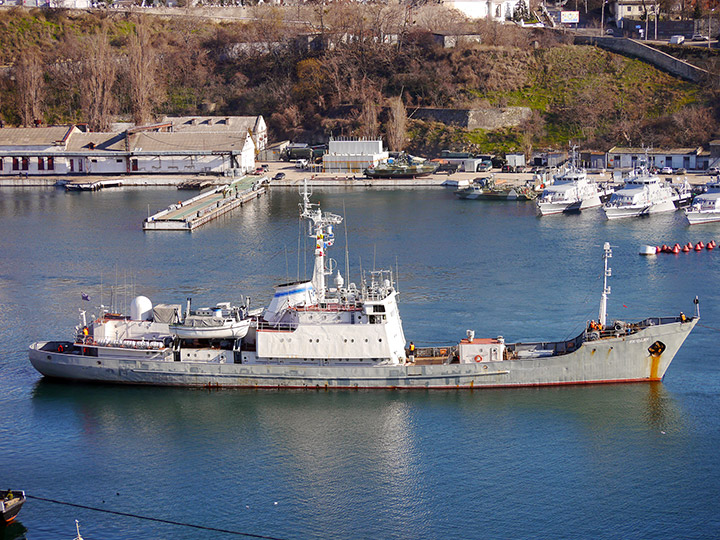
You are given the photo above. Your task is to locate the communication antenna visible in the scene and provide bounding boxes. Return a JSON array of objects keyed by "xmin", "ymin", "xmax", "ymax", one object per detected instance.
[
  {"xmin": 599, "ymin": 242, "xmax": 612, "ymax": 327},
  {"xmin": 343, "ymin": 200, "xmax": 350, "ymax": 287}
]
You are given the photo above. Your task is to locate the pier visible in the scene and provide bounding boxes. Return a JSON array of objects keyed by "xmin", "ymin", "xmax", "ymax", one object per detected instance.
[
  {"xmin": 143, "ymin": 176, "xmax": 267, "ymax": 231},
  {"xmin": 65, "ymin": 178, "xmax": 124, "ymax": 191}
]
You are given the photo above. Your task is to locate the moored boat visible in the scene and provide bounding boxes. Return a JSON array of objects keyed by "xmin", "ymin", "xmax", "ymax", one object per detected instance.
[
  {"xmin": 455, "ymin": 175, "xmax": 538, "ymax": 201},
  {"xmin": 29, "ymin": 187, "xmax": 698, "ymax": 389},
  {"xmin": 537, "ymin": 147, "xmax": 611, "ymax": 215},
  {"xmin": 686, "ymin": 180, "xmax": 720, "ymax": 225},
  {"xmin": 603, "ymin": 162, "xmax": 690, "ymax": 220},
  {"xmin": 1, "ymin": 490, "xmax": 26, "ymax": 525}
]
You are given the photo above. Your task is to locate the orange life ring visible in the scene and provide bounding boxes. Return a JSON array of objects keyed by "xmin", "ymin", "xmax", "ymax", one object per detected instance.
[{"xmin": 474, "ymin": 355, "xmax": 483, "ymax": 362}]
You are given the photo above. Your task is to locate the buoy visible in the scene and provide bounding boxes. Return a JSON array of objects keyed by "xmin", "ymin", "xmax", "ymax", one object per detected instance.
[
  {"xmin": 707, "ymin": 243, "xmax": 714, "ymax": 251},
  {"xmin": 699, "ymin": 241, "xmax": 705, "ymax": 249},
  {"xmin": 673, "ymin": 245, "xmax": 681, "ymax": 254},
  {"xmin": 661, "ymin": 244, "xmax": 669, "ymax": 253},
  {"xmin": 640, "ymin": 245, "xmax": 657, "ymax": 256},
  {"xmin": 686, "ymin": 242, "xmax": 693, "ymax": 249},
  {"xmin": 695, "ymin": 243, "xmax": 702, "ymax": 251}
]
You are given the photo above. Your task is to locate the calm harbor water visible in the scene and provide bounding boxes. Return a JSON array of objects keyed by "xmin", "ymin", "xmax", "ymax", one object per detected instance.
[{"xmin": 2, "ymin": 186, "xmax": 720, "ymax": 539}]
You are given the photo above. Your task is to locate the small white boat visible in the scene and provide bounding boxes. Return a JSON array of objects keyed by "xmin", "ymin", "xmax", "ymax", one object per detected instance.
[
  {"xmin": 686, "ymin": 180, "xmax": 720, "ymax": 225},
  {"xmin": 603, "ymin": 160, "xmax": 689, "ymax": 220},
  {"xmin": 443, "ymin": 178, "xmax": 470, "ymax": 188},
  {"xmin": 170, "ymin": 302, "xmax": 250, "ymax": 339}
]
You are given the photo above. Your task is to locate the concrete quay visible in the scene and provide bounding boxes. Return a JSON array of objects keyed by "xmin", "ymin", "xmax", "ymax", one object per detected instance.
[{"xmin": 143, "ymin": 176, "xmax": 266, "ymax": 231}]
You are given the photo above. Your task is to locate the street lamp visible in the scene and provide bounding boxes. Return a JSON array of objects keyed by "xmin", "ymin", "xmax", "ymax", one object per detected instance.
[{"xmin": 710, "ymin": 9, "xmax": 715, "ymax": 50}]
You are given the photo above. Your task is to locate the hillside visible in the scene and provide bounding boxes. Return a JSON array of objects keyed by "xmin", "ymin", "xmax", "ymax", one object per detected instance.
[{"xmin": 0, "ymin": 5, "xmax": 717, "ymax": 155}]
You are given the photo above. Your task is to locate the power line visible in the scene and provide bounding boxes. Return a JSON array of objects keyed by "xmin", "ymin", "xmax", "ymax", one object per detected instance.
[{"xmin": 26, "ymin": 495, "xmax": 288, "ymax": 540}]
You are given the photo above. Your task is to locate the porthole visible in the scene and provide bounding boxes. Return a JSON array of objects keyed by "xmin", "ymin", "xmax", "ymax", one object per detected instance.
[
  {"xmin": 379, "ymin": 338, "xmax": 382, "ymax": 342},
  {"xmin": 316, "ymin": 339, "xmax": 320, "ymax": 343}
]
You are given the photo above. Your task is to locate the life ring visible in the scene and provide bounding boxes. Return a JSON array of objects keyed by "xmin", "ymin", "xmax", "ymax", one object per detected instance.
[{"xmin": 474, "ymin": 355, "xmax": 483, "ymax": 362}]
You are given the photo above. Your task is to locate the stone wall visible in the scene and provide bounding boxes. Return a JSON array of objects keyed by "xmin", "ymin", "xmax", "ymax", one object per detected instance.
[
  {"xmin": 410, "ymin": 107, "xmax": 532, "ymax": 130},
  {"xmin": 574, "ymin": 36, "xmax": 708, "ymax": 83}
]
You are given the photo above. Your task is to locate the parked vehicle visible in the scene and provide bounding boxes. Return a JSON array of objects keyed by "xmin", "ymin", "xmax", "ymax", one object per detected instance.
[
  {"xmin": 661, "ymin": 166, "xmax": 673, "ymax": 174},
  {"xmin": 691, "ymin": 34, "xmax": 709, "ymax": 41},
  {"xmin": 669, "ymin": 35, "xmax": 685, "ymax": 44},
  {"xmin": 476, "ymin": 162, "xmax": 492, "ymax": 172},
  {"xmin": 273, "ymin": 172, "xmax": 286, "ymax": 180},
  {"xmin": 708, "ymin": 167, "xmax": 720, "ymax": 175},
  {"xmin": 674, "ymin": 167, "xmax": 687, "ymax": 174}
]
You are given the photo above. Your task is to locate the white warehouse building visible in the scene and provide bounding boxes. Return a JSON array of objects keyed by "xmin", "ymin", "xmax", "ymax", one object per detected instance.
[{"xmin": 322, "ymin": 139, "xmax": 389, "ymax": 173}]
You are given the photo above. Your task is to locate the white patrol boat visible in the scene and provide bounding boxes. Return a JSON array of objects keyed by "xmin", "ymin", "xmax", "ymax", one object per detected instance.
[
  {"xmin": 537, "ymin": 147, "xmax": 610, "ymax": 215},
  {"xmin": 29, "ymin": 188, "xmax": 698, "ymax": 389},
  {"xmin": 685, "ymin": 180, "xmax": 720, "ymax": 225},
  {"xmin": 603, "ymin": 160, "xmax": 690, "ymax": 220}
]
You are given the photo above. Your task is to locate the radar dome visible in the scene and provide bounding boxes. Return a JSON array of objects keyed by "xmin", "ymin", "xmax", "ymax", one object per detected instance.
[{"xmin": 130, "ymin": 296, "xmax": 153, "ymax": 321}]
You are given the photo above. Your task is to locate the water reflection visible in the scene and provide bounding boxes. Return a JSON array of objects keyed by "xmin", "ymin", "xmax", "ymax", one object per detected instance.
[{"xmin": 0, "ymin": 521, "xmax": 27, "ymax": 540}]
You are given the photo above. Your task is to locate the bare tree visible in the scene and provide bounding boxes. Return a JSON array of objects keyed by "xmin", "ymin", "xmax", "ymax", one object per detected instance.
[
  {"xmin": 356, "ymin": 94, "xmax": 379, "ymax": 139},
  {"xmin": 14, "ymin": 48, "xmax": 45, "ymax": 126},
  {"xmin": 385, "ymin": 96, "xmax": 407, "ymax": 151},
  {"xmin": 128, "ymin": 20, "xmax": 161, "ymax": 127},
  {"xmin": 79, "ymin": 30, "xmax": 118, "ymax": 132}
]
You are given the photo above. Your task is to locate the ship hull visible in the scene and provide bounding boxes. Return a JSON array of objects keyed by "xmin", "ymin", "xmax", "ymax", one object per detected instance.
[
  {"xmin": 29, "ymin": 319, "xmax": 696, "ymax": 389},
  {"xmin": 603, "ymin": 198, "xmax": 677, "ymax": 219},
  {"xmin": 686, "ymin": 211, "xmax": 720, "ymax": 225},
  {"xmin": 537, "ymin": 195, "xmax": 602, "ymax": 215}
]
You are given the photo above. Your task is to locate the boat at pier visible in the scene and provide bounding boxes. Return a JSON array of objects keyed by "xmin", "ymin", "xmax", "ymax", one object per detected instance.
[
  {"xmin": 29, "ymin": 185, "xmax": 698, "ymax": 389},
  {"xmin": 685, "ymin": 180, "xmax": 720, "ymax": 224},
  {"xmin": 537, "ymin": 148, "xmax": 611, "ymax": 215},
  {"xmin": 455, "ymin": 175, "xmax": 538, "ymax": 201},
  {"xmin": 603, "ymin": 161, "xmax": 691, "ymax": 220}
]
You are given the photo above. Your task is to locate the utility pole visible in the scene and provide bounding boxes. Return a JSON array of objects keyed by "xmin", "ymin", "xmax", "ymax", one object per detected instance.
[{"xmin": 655, "ymin": 2, "xmax": 658, "ymax": 40}]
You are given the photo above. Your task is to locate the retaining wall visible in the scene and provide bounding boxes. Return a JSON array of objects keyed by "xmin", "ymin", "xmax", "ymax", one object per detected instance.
[{"xmin": 574, "ymin": 35, "xmax": 709, "ymax": 82}]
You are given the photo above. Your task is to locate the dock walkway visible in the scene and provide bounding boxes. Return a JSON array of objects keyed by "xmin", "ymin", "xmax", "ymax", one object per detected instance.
[
  {"xmin": 65, "ymin": 178, "xmax": 124, "ymax": 191},
  {"xmin": 143, "ymin": 176, "xmax": 267, "ymax": 231}
]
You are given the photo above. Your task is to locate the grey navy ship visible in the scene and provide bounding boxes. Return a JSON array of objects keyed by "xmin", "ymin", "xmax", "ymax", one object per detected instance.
[{"xmin": 29, "ymin": 184, "xmax": 698, "ymax": 389}]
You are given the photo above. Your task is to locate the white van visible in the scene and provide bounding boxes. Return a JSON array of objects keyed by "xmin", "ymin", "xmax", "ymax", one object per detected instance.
[
  {"xmin": 295, "ymin": 159, "xmax": 309, "ymax": 169},
  {"xmin": 669, "ymin": 35, "xmax": 685, "ymax": 44}
]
